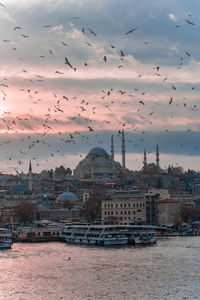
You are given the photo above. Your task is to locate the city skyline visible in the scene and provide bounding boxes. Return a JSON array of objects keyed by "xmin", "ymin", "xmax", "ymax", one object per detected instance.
[{"xmin": 0, "ymin": 0, "xmax": 200, "ymax": 173}]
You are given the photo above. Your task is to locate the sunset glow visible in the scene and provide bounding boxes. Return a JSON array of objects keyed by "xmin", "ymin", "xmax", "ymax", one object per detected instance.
[{"xmin": 0, "ymin": 0, "xmax": 200, "ymax": 173}]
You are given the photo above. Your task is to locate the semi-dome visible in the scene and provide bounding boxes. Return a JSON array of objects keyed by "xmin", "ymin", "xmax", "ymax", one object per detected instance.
[
  {"xmin": 57, "ymin": 192, "xmax": 78, "ymax": 202},
  {"xmin": 87, "ymin": 147, "xmax": 109, "ymax": 159}
]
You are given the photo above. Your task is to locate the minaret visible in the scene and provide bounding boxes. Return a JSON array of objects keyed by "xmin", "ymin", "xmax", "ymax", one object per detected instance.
[
  {"xmin": 156, "ymin": 144, "xmax": 160, "ymax": 172},
  {"xmin": 28, "ymin": 160, "xmax": 33, "ymax": 192},
  {"xmin": 143, "ymin": 149, "xmax": 147, "ymax": 169},
  {"xmin": 111, "ymin": 135, "xmax": 114, "ymax": 160},
  {"xmin": 121, "ymin": 129, "xmax": 126, "ymax": 170}
]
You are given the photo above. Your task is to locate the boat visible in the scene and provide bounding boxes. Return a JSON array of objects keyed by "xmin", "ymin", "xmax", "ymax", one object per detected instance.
[
  {"xmin": 0, "ymin": 228, "xmax": 13, "ymax": 249},
  {"xmin": 60, "ymin": 224, "xmax": 157, "ymax": 246},
  {"xmin": 13, "ymin": 221, "xmax": 63, "ymax": 242},
  {"xmin": 60, "ymin": 225, "xmax": 128, "ymax": 246},
  {"xmin": 122, "ymin": 225, "xmax": 157, "ymax": 245}
]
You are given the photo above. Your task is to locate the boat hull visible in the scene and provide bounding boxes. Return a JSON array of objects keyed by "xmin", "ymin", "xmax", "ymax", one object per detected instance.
[{"xmin": 0, "ymin": 239, "xmax": 12, "ymax": 249}]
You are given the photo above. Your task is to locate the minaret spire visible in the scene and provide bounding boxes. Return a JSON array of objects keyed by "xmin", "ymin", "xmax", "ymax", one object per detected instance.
[
  {"xmin": 143, "ymin": 149, "xmax": 147, "ymax": 169},
  {"xmin": 29, "ymin": 160, "xmax": 32, "ymax": 173},
  {"xmin": 121, "ymin": 129, "xmax": 126, "ymax": 170},
  {"xmin": 111, "ymin": 135, "xmax": 114, "ymax": 160},
  {"xmin": 156, "ymin": 144, "xmax": 160, "ymax": 172},
  {"xmin": 28, "ymin": 160, "xmax": 33, "ymax": 192}
]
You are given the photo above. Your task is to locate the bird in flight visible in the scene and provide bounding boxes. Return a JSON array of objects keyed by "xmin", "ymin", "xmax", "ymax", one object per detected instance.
[
  {"xmin": 0, "ymin": 2, "xmax": 5, "ymax": 7},
  {"xmin": 14, "ymin": 26, "xmax": 21, "ymax": 30},
  {"xmin": 185, "ymin": 19, "xmax": 195, "ymax": 25},
  {"xmin": 86, "ymin": 42, "xmax": 93, "ymax": 47},
  {"xmin": 169, "ymin": 97, "xmax": 173, "ymax": 104},
  {"xmin": 125, "ymin": 28, "xmax": 138, "ymax": 35},
  {"xmin": 61, "ymin": 42, "xmax": 69, "ymax": 46},
  {"xmin": 65, "ymin": 57, "xmax": 73, "ymax": 69},
  {"xmin": 139, "ymin": 100, "xmax": 145, "ymax": 105},
  {"xmin": 88, "ymin": 126, "xmax": 94, "ymax": 132},
  {"xmin": 88, "ymin": 28, "xmax": 96, "ymax": 36}
]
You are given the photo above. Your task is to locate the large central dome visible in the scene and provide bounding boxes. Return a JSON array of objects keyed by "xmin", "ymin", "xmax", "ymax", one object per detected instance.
[
  {"xmin": 87, "ymin": 147, "xmax": 109, "ymax": 159},
  {"xmin": 73, "ymin": 146, "xmax": 123, "ymax": 179}
]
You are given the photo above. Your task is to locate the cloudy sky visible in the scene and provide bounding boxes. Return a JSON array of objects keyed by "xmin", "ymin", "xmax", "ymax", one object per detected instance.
[{"xmin": 0, "ymin": 0, "xmax": 200, "ymax": 173}]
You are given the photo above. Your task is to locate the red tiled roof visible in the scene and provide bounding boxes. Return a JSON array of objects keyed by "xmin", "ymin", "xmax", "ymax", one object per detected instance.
[{"xmin": 159, "ymin": 198, "xmax": 180, "ymax": 203}]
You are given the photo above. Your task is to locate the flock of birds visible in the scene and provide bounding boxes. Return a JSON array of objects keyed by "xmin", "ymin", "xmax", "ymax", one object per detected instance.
[{"xmin": 0, "ymin": 2, "xmax": 199, "ymax": 172}]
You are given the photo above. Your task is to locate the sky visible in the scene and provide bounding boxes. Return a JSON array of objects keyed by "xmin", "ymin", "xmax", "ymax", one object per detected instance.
[{"xmin": 0, "ymin": 0, "xmax": 200, "ymax": 174}]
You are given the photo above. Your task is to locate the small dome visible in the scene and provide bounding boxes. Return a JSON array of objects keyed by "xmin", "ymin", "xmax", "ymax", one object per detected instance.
[
  {"xmin": 87, "ymin": 147, "xmax": 109, "ymax": 159},
  {"xmin": 65, "ymin": 174, "xmax": 73, "ymax": 179},
  {"xmin": 57, "ymin": 192, "xmax": 78, "ymax": 202}
]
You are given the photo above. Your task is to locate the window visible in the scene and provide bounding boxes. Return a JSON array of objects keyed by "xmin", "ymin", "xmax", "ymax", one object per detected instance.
[
  {"xmin": 128, "ymin": 211, "xmax": 130, "ymax": 215},
  {"xmin": 120, "ymin": 203, "xmax": 123, "ymax": 208},
  {"xmin": 111, "ymin": 204, "xmax": 113, "ymax": 208},
  {"xmin": 108, "ymin": 211, "xmax": 110, "ymax": 215},
  {"xmin": 111, "ymin": 211, "xmax": 113, "ymax": 215},
  {"xmin": 121, "ymin": 211, "xmax": 123, "ymax": 215},
  {"xmin": 108, "ymin": 204, "xmax": 110, "ymax": 208},
  {"xmin": 116, "ymin": 211, "xmax": 118, "ymax": 215},
  {"xmin": 128, "ymin": 203, "xmax": 130, "ymax": 207},
  {"xmin": 124, "ymin": 211, "xmax": 126, "ymax": 215},
  {"xmin": 124, "ymin": 203, "xmax": 126, "ymax": 208},
  {"xmin": 104, "ymin": 204, "xmax": 106, "ymax": 208},
  {"xmin": 116, "ymin": 203, "xmax": 118, "ymax": 208},
  {"xmin": 105, "ymin": 211, "xmax": 107, "ymax": 215}
]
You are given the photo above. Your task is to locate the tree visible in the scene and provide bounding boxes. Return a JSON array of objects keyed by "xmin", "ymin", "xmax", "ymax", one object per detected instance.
[
  {"xmin": 178, "ymin": 206, "xmax": 200, "ymax": 223},
  {"xmin": 54, "ymin": 165, "xmax": 72, "ymax": 178},
  {"xmin": 15, "ymin": 200, "xmax": 35, "ymax": 225}
]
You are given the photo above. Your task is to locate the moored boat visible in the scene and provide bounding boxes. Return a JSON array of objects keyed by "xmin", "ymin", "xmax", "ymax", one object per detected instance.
[
  {"xmin": 0, "ymin": 228, "xmax": 13, "ymax": 249},
  {"xmin": 13, "ymin": 221, "xmax": 63, "ymax": 242},
  {"xmin": 60, "ymin": 225, "xmax": 157, "ymax": 246}
]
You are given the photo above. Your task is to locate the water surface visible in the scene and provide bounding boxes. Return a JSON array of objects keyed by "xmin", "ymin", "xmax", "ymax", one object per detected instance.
[{"xmin": 0, "ymin": 237, "xmax": 200, "ymax": 300}]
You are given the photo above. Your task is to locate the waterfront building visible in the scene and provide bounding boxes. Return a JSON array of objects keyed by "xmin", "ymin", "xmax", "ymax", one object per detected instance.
[
  {"xmin": 0, "ymin": 208, "xmax": 15, "ymax": 226},
  {"xmin": 157, "ymin": 199, "xmax": 181, "ymax": 226},
  {"xmin": 145, "ymin": 191, "xmax": 160, "ymax": 226},
  {"xmin": 101, "ymin": 189, "xmax": 146, "ymax": 225},
  {"xmin": 169, "ymin": 190, "xmax": 197, "ymax": 208}
]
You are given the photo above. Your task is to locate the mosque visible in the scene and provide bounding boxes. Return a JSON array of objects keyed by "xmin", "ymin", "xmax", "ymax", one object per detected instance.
[
  {"xmin": 73, "ymin": 129, "xmax": 162, "ymax": 179},
  {"xmin": 73, "ymin": 130, "xmax": 127, "ymax": 179}
]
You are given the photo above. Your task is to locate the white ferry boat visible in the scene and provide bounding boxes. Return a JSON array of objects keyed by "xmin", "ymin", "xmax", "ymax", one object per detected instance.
[
  {"xmin": 0, "ymin": 228, "xmax": 13, "ymax": 249},
  {"xmin": 60, "ymin": 225, "xmax": 157, "ymax": 246}
]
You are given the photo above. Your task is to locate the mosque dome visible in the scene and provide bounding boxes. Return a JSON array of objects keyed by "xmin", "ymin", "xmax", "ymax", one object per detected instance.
[
  {"xmin": 87, "ymin": 147, "xmax": 109, "ymax": 159},
  {"xmin": 8, "ymin": 183, "xmax": 31, "ymax": 195},
  {"xmin": 40, "ymin": 170, "xmax": 50, "ymax": 178},
  {"xmin": 57, "ymin": 192, "xmax": 78, "ymax": 202}
]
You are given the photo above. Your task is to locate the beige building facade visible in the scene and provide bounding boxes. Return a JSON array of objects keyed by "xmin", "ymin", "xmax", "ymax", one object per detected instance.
[{"xmin": 101, "ymin": 190, "xmax": 146, "ymax": 225}]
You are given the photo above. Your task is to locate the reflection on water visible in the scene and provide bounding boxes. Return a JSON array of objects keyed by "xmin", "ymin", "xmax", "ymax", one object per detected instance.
[{"xmin": 0, "ymin": 237, "xmax": 200, "ymax": 300}]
